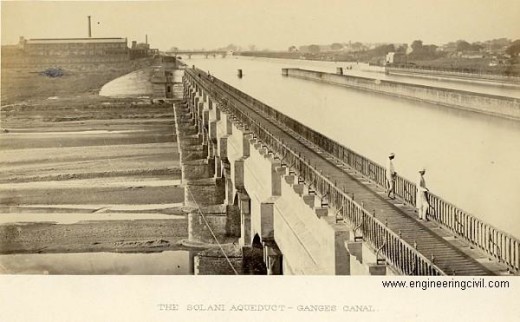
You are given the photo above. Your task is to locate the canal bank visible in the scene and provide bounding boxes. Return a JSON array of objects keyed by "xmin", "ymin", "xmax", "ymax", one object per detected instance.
[
  {"xmin": 385, "ymin": 66, "xmax": 520, "ymax": 86},
  {"xmin": 283, "ymin": 68, "xmax": 520, "ymax": 120}
]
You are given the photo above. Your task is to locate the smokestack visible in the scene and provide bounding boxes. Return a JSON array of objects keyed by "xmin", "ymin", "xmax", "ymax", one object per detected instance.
[
  {"xmin": 145, "ymin": 34, "xmax": 148, "ymax": 45},
  {"xmin": 88, "ymin": 16, "xmax": 92, "ymax": 37}
]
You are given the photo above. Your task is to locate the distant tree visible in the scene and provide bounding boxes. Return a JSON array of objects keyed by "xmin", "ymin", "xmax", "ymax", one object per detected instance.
[
  {"xmin": 351, "ymin": 42, "xmax": 364, "ymax": 51},
  {"xmin": 455, "ymin": 40, "xmax": 483, "ymax": 52},
  {"xmin": 372, "ymin": 44, "xmax": 395, "ymax": 56},
  {"xmin": 298, "ymin": 45, "xmax": 309, "ymax": 52},
  {"xmin": 485, "ymin": 38, "xmax": 512, "ymax": 51},
  {"xmin": 411, "ymin": 40, "xmax": 423, "ymax": 52},
  {"xmin": 506, "ymin": 39, "xmax": 520, "ymax": 56},
  {"xmin": 331, "ymin": 43, "xmax": 344, "ymax": 51},
  {"xmin": 288, "ymin": 45, "xmax": 298, "ymax": 52},
  {"xmin": 396, "ymin": 44, "xmax": 408, "ymax": 53},
  {"xmin": 456, "ymin": 40, "xmax": 472, "ymax": 52},
  {"xmin": 470, "ymin": 43, "xmax": 483, "ymax": 51},
  {"xmin": 169, "ymin": 46, "xmax": 179, "ymax": 52},
  {"xmin": 424, "ymin": 44, "xmax": 438, "ymax": 54},
  {"xmin": 408, "ymin": 41, "xmax": 442, "ymax": 60},
  {"xmin": 308, "ymin": 44, "xmax": 321, "ymax": 53},
  {"xmin": 248, "ymin": 44, "xmax": 257, "ymax": 51}
]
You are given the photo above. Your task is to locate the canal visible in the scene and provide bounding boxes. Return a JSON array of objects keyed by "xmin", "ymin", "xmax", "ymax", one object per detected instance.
[{"xmin": 185, "ymin": 56, "xmax": 520, "ymax": 239}]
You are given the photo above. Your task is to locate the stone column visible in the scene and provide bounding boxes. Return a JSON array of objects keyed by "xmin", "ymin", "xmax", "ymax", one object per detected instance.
[
  {"xmin": 214, "ymin": 155, "xmax": 222, "ymax": 178},
  {"xmin": 270, "ymin": 157, "xmax": 282, "ymax": 197},
  {"xmin": 239, "ymin": 194, "xmax": 252, "ymax": 247},
  {"xmin": 219, "ymin": 137, "xmax": 228, "ymax": 159},
  {"xmin": 334, "ymin": 228, "xmax": 350, "ymax": 275},
  {"xmin": 234, "ymin": 158, "xmax": 245, "ymax": 190},
  {"xmin": 260, "ymin": 201, "xmax": 275, "ymax": 239}
]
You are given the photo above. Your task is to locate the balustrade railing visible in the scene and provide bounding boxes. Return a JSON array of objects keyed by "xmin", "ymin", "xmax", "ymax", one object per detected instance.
[{"xmin": 184, "ymin": 67, "xmax": 519, "ymax": 273}]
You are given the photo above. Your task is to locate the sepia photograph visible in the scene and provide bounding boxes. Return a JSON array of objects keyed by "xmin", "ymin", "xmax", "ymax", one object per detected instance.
[{"xmin": 1, "ymin": 0, "xmax": 519, "ymax": 321}]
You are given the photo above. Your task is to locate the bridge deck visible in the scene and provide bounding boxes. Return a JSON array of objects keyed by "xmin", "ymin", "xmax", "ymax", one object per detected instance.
[{"xmin": 195, "ymin": 72, "xmax": 498, "ymax": 275}]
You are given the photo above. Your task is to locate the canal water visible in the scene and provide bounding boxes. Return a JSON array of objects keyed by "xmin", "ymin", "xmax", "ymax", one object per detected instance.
[
  {"xmin": 186, "ymin": 56, "xmax": 520, "ymax": 239},
  {"xmin": 0, "ymin": 251, "xmax": 193, "ymax": 274}
]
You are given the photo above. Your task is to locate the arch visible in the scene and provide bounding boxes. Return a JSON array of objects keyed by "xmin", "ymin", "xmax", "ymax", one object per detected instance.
[
  {"xmin": 252, "ymin": 233, "xmax": 262, "ymax": 248},
  {"xmin": 245, "ymin": 233, "xmax": 268, "ymax": 275}
]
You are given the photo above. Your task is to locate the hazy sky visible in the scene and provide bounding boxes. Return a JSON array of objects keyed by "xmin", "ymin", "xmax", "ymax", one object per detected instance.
[{"xmin": 1, "ymin": 0, "xmax": 519, "ymax": 50}]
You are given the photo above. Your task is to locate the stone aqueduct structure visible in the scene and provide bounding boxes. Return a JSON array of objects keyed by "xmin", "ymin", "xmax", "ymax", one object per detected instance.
[
  {"xmin": 177, "ymin": 68, "xmax": 400, "ymax": 275},
  {"xmin": 173, "ymin": 63, "xmax": 520, "ymax": 276}
]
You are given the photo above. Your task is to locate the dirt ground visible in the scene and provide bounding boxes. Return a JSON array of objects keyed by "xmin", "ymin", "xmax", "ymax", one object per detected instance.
[
  {"xmin": 0, "ymin": 58, "xmax": 154, "ymax": 105},
  {"xmin": 0, "ymin": 60, "xmax": 189, "ymax": 259},
  {"xmin": 0, "ymin": 219, "xmax": 188, "ymax": 254}
]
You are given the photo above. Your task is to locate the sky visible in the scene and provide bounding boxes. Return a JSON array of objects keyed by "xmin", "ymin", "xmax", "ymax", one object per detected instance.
[{"xmin": 1, "ymin": 0, "xmax": 519, "ymax": 51}]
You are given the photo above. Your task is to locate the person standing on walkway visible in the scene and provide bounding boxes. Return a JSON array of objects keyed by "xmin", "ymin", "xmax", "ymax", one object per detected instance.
[
  {"xmin": 416, "ymin": 168, "xmax": 430, "ymax": 220},
  {"xmin": 386, "ymin": 153, "xmax": 396, "ymax": 199}
]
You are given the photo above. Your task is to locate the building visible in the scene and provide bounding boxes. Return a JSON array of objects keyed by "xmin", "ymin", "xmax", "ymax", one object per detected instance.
[
  {"xmin": 459, "ymin": 51, "xmax": 486, "ymax": 59},
  {"xmin": 17, "ymin": 36, "xmax": 130, "ymax": 63},
  {"xmin": 385, "ymin": 52, "xmax": 406, "ymax": 65},
  {"xmin": 129, "ymin": 41, "xmax": 158, "ymax": 59}
]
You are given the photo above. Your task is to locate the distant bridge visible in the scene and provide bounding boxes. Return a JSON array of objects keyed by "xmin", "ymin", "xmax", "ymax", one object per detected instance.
[{"xmin": 165, "ymin": 50, "xmax": 228, "ymax": 59}]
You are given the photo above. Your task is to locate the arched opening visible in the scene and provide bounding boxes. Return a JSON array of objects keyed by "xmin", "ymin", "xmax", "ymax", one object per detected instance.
[
  {"xmin": 246, "ymin": 233, "xmax": 267, "ymax": 275},
  {"xmin": 252, "ymin": 234, "xmax": 262, "ymax": 248},
  {"xmin": 233, "ymin": 193, "xmax": 239, "ymax": 207}
]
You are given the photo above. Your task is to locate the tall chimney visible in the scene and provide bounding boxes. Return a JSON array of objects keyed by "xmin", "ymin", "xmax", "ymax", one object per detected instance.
[
  {"xmin": 145, "ymin": 34, "xmax": 148, "ymax": 45},
  {"xmin": 88, "ymin": 16, "xmax": 92, "ymax": 37}
]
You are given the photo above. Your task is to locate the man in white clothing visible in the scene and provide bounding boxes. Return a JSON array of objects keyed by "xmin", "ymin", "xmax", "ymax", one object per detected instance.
[
  {"xmin": 386, "ymin": 153, "xmax": 396, "ymax": 199},
  {"xmin": 416, "ymin": 168, "xmax": 430, "ymax": 220}
]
